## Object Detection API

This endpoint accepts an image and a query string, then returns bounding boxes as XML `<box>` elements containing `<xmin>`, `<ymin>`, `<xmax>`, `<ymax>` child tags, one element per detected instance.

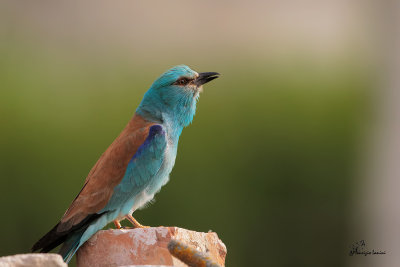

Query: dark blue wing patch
<box><xmin>129</xmin><ymin>125</ymin><xmax>166</xmax><ymax>163</ymax></box>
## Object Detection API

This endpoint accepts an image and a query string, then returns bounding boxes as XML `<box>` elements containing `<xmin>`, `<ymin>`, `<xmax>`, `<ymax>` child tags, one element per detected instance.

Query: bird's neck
<box><xmin>136</xmin><ymin>96</ymin><xmax>198</xmax><ymax>139</ymax></box>
<box><xmin>134</xmin><ymin>109</ymin><xmax>190</xmax><ymax>141</ymax></box>
<box><xmin>163</xmin><ymin>115</ymin><xmax>184</xmax><ymax>140</ymax></box>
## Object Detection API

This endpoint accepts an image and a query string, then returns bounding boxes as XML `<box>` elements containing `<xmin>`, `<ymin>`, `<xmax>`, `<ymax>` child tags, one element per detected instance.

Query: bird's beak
<box><xmin>194</xmin><ymin>72</ymin><xmax>220</xmax><ymax>87</ymax></box>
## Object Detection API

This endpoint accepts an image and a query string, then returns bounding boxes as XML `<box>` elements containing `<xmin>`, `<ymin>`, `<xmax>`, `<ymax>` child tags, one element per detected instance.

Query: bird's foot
<box><xmin>126</xmin><ymin>214</ymin><xmax>150</xmax><ymax>228</ymax></box>
<box><xmin>121</xmin><ymin>225</ymin><xmax>150</xmax><ymax>229</ymax></box>
<box><xmin>134</xmin><ymin>224</ymin><xmax>150</xmax><ymax>229</ymax></box>
<box><xmin>113</xmin><ymin>220</ymin><xmax>122</xmax><ymax>229</ymax></box>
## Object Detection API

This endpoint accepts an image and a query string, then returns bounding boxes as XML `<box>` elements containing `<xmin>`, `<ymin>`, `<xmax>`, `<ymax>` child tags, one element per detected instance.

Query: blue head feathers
<box><xmin>137</xmin><ymin>65</ymin><xmax>219</xmax><ymax>129</ymax></box>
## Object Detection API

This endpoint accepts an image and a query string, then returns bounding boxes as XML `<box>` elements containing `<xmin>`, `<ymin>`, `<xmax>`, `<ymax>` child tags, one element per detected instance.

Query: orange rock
<box><xmin>76</xmin><ymin>227</ymin><xmax>227</xmax><ymax>267</ymax></box>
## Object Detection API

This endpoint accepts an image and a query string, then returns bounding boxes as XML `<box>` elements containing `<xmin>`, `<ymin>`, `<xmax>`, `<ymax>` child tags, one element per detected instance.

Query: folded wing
<box><xmin>32</xmin><ymin>114</ymin><xmax>156</xmax><ymax>252</ymax></box>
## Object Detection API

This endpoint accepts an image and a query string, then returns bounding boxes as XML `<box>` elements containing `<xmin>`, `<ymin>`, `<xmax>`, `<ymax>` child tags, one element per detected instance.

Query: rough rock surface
<box><xmin>0</xmin><ymin>253</ymin><xmax>66</xmax><ymax>267</ymax></box>
<box><xmin>76</xmin><ymin>227</ymin><xmax>227</xmax><ymax>267</ymax></box>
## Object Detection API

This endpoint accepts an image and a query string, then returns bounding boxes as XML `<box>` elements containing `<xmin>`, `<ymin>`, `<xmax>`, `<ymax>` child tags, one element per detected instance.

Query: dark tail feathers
<box><xmin>31</xmin><ymin>213</ymin><xmax>104</xmax><ymax>262</ymax></box>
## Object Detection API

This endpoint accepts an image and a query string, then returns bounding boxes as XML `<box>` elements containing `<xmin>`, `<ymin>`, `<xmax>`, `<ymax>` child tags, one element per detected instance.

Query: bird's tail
<box><xmin>32</xmin><ymin>212</ymin><xmax>105</xmax><ymax>263</ymax></box>
<box><xmin>59</xmin><ymin>229</ymin><xmax>85</xmax><ymax>263</ymax></box>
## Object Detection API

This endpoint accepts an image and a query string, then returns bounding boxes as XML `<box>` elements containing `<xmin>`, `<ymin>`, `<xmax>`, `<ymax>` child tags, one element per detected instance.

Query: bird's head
<box><xmin>137</xmin><ymin>65</ymin><xmax>219</xmax><ymax>128</ymax></box>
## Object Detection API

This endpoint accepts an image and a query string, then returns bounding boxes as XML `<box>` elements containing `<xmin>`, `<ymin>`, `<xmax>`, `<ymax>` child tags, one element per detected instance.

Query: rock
<box><xmin>76</xmin><ymin>227</ymin><xmax>227</xmax><ymax>267</ymax></box>
<box><xmin>0</xmin><ymin>253</ymin><xmax>67</xmax><ymax>267</ymax></box>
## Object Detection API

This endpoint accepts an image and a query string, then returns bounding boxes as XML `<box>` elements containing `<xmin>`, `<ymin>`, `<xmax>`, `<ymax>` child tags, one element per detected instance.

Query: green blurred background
<box><xmin>0</xmin><ymin>1</ymin><xmax>379</xmax><ymax>266</ymax></box>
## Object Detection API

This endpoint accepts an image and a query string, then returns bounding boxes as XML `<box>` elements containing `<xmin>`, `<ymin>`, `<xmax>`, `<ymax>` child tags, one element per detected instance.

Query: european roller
<box><xmin>31</xmin><ymin>65</ymin><xmax>219</xmax><ymax>263</ymax></box>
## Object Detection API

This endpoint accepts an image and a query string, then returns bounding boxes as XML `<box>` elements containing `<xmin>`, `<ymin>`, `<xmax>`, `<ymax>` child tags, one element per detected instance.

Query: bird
<box><xmin>31</xmin><ymin>65</ymin><xmax>219</xmax><ymax>263</ymax></box>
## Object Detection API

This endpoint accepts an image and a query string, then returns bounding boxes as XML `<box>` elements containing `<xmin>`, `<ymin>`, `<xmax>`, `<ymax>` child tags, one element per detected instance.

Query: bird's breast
<box><xmin>127</xmin><ymin>140</ymin><xmax>177</xmax><ymax>214</ymax></box>
<box><xmin>145</xmin><ymin>140</ymin><xmax>177</xmax><ymax>194</ymax></box>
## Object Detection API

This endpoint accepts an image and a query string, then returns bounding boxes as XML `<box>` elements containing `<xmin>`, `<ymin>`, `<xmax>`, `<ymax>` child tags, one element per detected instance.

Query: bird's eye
<box><xmin>174</xmin><ymin>78</ymin><xmax>189</xmax><ymax>86</ymax></box>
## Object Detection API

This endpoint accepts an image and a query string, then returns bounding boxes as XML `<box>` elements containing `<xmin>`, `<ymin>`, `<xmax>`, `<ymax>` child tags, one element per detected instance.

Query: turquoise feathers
<box><xmin>137</xmin><ymin>65</ymin><xmax>201</xmax><ymax>129</ymax></box>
